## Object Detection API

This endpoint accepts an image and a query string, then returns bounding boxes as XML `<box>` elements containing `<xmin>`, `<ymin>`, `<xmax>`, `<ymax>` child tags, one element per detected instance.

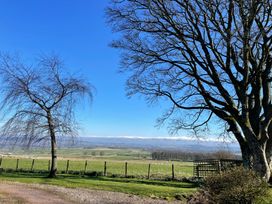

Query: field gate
<box><xmin>193</xmin><ymin>159</ymin><xmax>243</xmax><ymax>178</ymax></box>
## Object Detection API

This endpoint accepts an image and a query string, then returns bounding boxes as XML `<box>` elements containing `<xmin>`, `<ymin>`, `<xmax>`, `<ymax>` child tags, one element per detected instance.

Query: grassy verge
<box><xmin>0</xmin><ymin>172</ymin><xmax>197</xmax><ymax>201</ymax></box>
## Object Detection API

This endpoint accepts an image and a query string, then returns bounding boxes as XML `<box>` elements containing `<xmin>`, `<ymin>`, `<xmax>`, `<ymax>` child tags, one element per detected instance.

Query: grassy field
<box><xmin>0</xmin><ymin>147</ymin><xmax>194</xmax><ymax>179</ymax></box>
<box><xmin>1</xmin><ymin>148</ymin><xmax>272</xmax><ymax>203</ymax></box>
<box><xmin>0</xmin><ymin>172</ymin><xmax>197</xmax><ymax>201</ymax></box>
<box><xmin>0</xmin><ymin>157</ymin><xmax>194</xmax><ymax>179</ymax></box>
<box><xmin>0</xmin><ymin>147</ymin><xmax>196</xmax><ymax>201</ymax></box>
<box><xmin>2</xmin><ymin>147</ymin><xmax>152</xmax><ymax>160</ymax></box>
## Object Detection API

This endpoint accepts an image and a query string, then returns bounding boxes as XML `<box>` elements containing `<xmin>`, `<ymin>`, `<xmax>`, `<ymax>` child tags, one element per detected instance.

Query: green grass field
<box><xmin>0</xmin><ymin>147</ymin><xmax>196</xmax><ymax>201</ymax></box>
<box><xmin>0</xmin><ymin>157</ymin><xmax>194</xmax><ymax>179</ymax></box>
<box><xmin>1</xmin><ymin>148</ymin><xmax>272</xmax><ymax>203</ymax></box>
<box><xmin>4</xmin><ymin>147</ymin><xmax>152</xmax><ymax>160</ymax></box>
<box><xmin>0</xmin><ymin>147</ymin><xmax>194</xmax><ymax>179</ymax></box>
<box><xmin>0</xmin><ymin>172</ymin><xmax>197</xmax><ymax>201</ymax></box>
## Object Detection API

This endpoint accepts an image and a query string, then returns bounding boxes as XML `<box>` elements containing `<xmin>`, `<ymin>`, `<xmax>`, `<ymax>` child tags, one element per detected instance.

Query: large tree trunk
<box><xmin>252</xmin><ymin>147</ymin><xmax>271</xmax><ymax>182</ymax></box>
<box><xmin>47</xmin><ymin>111</ymin><xmax>57</xmax><ymax>178</ymax></box>
<box><xmin>240</xmin><ymin>140</ymin><xmax>271</xmax><ymax>182</ymax></box>
<box><xmin>265</xmin><ymin>135</ymin><xmax>272</xmax><ymax>182</ymax></box>
<box><xmin>240</xmin><ymin>142</ymin><xmax>253</xmax><ymax>169</ymax></box>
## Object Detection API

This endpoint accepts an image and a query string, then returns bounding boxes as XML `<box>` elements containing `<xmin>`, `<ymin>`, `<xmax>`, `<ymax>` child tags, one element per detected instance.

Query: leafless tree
<box><xmin>107</xmin><ymin>0</ymin><xmax>272</xmax><ymax>181</ymax></box>
<box><xmin>0</xmin><ymin>54</ymin><xmax>93</xmax><ymax>177</ymax></box>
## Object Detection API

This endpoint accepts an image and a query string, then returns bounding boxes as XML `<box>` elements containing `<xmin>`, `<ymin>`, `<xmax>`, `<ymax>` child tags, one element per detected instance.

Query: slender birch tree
<box><xmin>0</xmin><ymin>54</ymin><xmax>93</xmax><ymax>177</ymax></box>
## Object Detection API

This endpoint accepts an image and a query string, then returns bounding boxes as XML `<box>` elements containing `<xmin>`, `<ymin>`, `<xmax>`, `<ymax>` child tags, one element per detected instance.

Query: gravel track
<box><xmin>0</xmin><ymin>182</ymin><xmax>182</xmax><ymax>204</ymax></box>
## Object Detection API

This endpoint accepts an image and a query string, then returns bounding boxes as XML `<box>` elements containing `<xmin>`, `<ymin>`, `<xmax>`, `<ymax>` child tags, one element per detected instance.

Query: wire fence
<box><xmin>0</xmin><ymin>157</ymin><xmax>194</xmax><ymax>179</ymax></box>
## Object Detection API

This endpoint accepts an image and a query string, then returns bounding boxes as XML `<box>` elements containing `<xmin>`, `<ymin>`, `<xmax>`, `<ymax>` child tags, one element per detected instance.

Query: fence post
<box><xmin>0</xmin><ymin>157</ymin><xmax>2</xmax><ymax>167</ymax></box>
<box><xmin>147</xmin><ymin>163</ymin><xmax>151</xmax><ymax>179</ymax></box>
<box><xmin>31</xmin><ymin>159</ymin><xmax>35</xmax><ymax>171</ymax></box>
<box><xmin>104</xmin><ymin>161</ymin><xmax>107</xmax><ymax>176</ymax></box>
<box><xmin>218</xmin><ymin>160</ymin><xmax>222</xmax><ymax>174</ymax></box>
<box><xmin>66</xmin><ymin>160</ymin><xmax>70</xmax><ymax>174</ymax></box>
<box><xmin>48</xmin><ymin>160</ymin><xmax>51</xmax><ymax>171</ymax></box>
<box><xmin>125</xmin><ymin>162</ymin><xmax>128</xmax><ymax>177</ymax></box>
<box><xmin>172</xmin><ymin>163</ymin><xmax>175</xmax><ymax>180</ymax></box>
<box><xmin>196</xmin><ymin>165</ymin><xmax>199</xmax><ymax>178</ymax></box>
<box><xmin>16</xmin><ymin>159</ymin><xmax>19</xmax><ymax>171</ymax></box>
<box><xmin>84</xmin><ymin>160</ymin><xmax>88</xmax><ymax>174</ymax></box>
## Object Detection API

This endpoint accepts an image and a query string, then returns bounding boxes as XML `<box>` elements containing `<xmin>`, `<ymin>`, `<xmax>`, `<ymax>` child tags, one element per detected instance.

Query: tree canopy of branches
<box><xmin>0</xmin><ymin>54</ymin><xmax>93</xmax><ymax>177</ymax></box>
<box><xmin>107</xmin><ymin>0</ymin><xmax>272</xmax><ymax>181</ymax></box>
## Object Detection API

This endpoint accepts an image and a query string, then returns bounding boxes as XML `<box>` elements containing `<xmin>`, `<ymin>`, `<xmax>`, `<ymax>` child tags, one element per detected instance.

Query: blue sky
<box><xmin>0</xmin><ymin>0</ymin><xmax>185</xmax><ymax>137</ymax></box>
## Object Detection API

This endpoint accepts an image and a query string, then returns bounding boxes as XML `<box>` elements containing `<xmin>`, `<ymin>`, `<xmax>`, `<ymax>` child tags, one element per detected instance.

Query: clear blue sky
<box><xmin>0</xmin><ymin>0</ymin><xmax>192</xmax><ymax>138</ymax></box>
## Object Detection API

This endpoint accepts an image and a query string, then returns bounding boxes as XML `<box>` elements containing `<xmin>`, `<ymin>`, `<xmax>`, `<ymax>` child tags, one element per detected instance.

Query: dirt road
<box><xmin>0</xmin><ymin>182</ymin><xmax>182</xmax><ymax>204</ymax></box>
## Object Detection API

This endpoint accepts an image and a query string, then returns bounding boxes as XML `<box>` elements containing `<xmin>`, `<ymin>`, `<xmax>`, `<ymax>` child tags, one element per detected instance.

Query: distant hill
<box><xmin>73</xmin><ymin>136</ymin><xmax>240</xmax><ymax>154</ymax></box>
<box><xmin>0</xmin><ymin>136</ymin><xmax>240</xmax><ymax>154</ymax></box>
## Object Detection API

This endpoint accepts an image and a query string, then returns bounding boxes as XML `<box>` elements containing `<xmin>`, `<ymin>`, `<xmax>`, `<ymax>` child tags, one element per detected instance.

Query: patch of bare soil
<box><xmin>0</xmin><ymin>182</ymin><xmax>73</xmax><ymax>204</ymax></box>
<box><xmin>0</xmin><ymin>182</ymin><xmax>183</xmax><ymax>204</ymax></box>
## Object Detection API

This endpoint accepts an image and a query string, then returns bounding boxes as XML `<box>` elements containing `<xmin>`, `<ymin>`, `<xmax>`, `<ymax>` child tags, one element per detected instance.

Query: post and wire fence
<box><xmin>0</xmin><ymin>157</ymin><xmax>194</xmax><ymax>179</ymax></box>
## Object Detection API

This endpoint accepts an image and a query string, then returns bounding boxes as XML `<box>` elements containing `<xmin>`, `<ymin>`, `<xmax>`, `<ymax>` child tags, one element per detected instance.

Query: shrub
<box><xmin>187</xmin><ymin>190</ymin><xmax>210</xmax><ymax>204</ymax></box>
<box><xmin>190</xmin><ymin>167</ymin><xmax>268</xmax><ymax>204</ymax></box>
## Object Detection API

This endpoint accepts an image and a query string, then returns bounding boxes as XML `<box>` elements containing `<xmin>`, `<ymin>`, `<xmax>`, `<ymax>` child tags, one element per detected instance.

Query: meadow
<box><xmin>0</xmin><ymin>147</ymin><xmax>196</xmax><ymax>201</ymax></box>
<box><xmin>0</xmin><ymin>148</ymin><xmax>194</xmax><ymax>179</ymax></box>
<box><xmin>1</xmin><ymin>147</ymin><xmax>272</xmax><ymax>203</ymax></box>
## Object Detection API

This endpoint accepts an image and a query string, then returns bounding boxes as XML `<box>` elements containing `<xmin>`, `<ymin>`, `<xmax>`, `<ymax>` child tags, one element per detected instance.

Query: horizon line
<box><xmin>79</xmin><ymin>135</ymin><xmax>237</xmax><ymax>143</ymax></box>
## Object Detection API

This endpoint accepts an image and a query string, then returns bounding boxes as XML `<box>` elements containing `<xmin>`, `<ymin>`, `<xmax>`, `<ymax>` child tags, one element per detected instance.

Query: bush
<box><xmin>187</xmin><ymin>190</ymin><xmax>210</xmax><ymax>204</ymax></box>
<box><xmin>189</xmin><ymin>167</ymin><xmax>268</xmax><ymax>204</ymax></box>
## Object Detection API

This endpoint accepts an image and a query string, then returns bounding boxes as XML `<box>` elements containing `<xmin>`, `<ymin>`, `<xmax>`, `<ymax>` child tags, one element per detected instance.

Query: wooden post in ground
<box><xmin>66</xmin><ymin>160</ymin><xmax>70</xmax><ymax>174</ymax></box>
<box><xmin>147</xmin><ymin>163</ymin><xmax>151</xmax><ymax>179</ymax></box>
<box><xmin>125</xmin><ymin>162</ymin><xmax>128</xmax><ymax>177</ymax></box>
<box><xmin>31</xmin><ymin>159</ymin><xmax>35</xmax><ymax>171</ymax></box>
<box><xmin>218</xmin><ymin>160</ymin><xmax>222</xmax><ymax>174</ymax></box>
<box><xmin>84</xmin><ymin>160</ymin><xmax>88</xmax><ymax>174</ymax></box>
<box><xmin>16</xmin><ymin>159</ymin><xmax>19</xmax><ymax>171</ymax></box>
<box><xmin>0</xmin><ymin>158</ymin><xmax>2</xmax><ymax>167</ymax></box>
<box><xmin>172</xmin><ymin>163</ymin><xmax>175</xmax><ymax>180</ymax></box>
<box><xmin>104</xmin><ymin>161</ymin><xmax>107</xmax><ymax>176</ymax></box>
<box><xmin>48</xmin><ymin>160</ymin><xmax>51</xmax><ymax>171</ymax></box>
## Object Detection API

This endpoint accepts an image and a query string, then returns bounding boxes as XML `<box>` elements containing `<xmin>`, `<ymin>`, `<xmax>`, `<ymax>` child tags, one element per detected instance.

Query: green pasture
<box><xmin>0</xmin><ymin>157</ymin><xmax>193</xmax><ymax>178</ymax></box>
<box><xmin>3</xmin><ymin>147</ymin><xmax>151</xmax><ymax>160</ymax></box>
<box><xmin>0</xmin><ymin>172</ymin><xmax>197</xmax><ymax>201</ymax></box>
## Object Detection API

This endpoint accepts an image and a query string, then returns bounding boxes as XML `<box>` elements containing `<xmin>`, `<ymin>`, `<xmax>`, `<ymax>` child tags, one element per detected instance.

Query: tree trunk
<box><xmin>235</xmin><ymin>126</ymin><xmax>272</xmax><ymax>182</ymax></box>
<box><xmin>47</xmin><ymin>111</ymin><xmax>57</xmax><ymax>178</ymax></box>
<box><xmin>266</xmin><ymin>150</ymin><xmax>272</xmax><ymax>183</ymax></box>
<box><xmin>252</xmin><ymin>147</ymin><xmax>271</xmax><ymax>182</ymax></box>
<box><xmin>241</xmin><ymin>140</ymin><xmax>271</xmax><ymax>182</ymax></box>
<box><xmin>240</xmin><ymin>143</ymin><xmax>253</xmax><ymax>169</ymax></box>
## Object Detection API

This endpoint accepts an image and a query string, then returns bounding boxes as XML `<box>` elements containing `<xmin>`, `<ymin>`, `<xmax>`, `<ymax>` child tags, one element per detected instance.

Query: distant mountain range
<box><xmin>70</xmin><ymin>136</ymin><xmax>241</xmax><ymax>154</ymax></box>
<box><xmin>0</xmin><ymin>136</ymin><xmax>241</xmax><ymax>154</ymax></box>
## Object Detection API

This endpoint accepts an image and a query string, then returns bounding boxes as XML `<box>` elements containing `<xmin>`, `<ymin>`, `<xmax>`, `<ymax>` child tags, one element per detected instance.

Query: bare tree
<box><xmin>107</xmin><ymin>0</ymin><xmax>272</xmax><ymax>181</ymax></box>
<box><xmin>0</xmin><ymin>54</ymin><xmax>93</xmax><ymax>177</ymax></box>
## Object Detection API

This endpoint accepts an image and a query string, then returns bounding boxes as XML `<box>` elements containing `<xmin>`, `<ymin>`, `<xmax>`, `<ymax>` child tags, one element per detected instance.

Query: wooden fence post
<box><xmin>16</xmin><ymin>159</ymin><xmax>19</xmax><ymax>171</ymax></box>
<box><xmin>66</xmin><ymin>160</ymin><xmax>70</xmax><ymax>174</ymax></box>
<box><xmin>84</xmin><ymin>160</ymin><xmax>88</xmax><ymax>174</ymax></box>
<box><xmin>218</xmin><ymin>160</ymin><xmax>222</xmax><ymax>174</ymax></box>
<box><xmin>147</xmin><ymin>163</ymin><xmax>151</xmax><ymax>179</ymax></box>
<box><xmin>172</xmin><ymin>163</ymin><xmax>175</xmax><ymax>180</ymax></box>
<box><xmin>31</xmin><ymin>159</ymin><xmax>35</xmax><ymax>171</ymax></box>
<box><xmin>0</xmin><ymin>158</ymin><xmax>2</xmax><ymax>167</ymax></box>
<box><xmin>125</xmin><ymin>162</ymin><xmax>128</xmax><ymax>177</ymax></box>
<box><xmin>104</xmin><ymin>161</ymin><xmax>107</xmax><ymax>176</ymax></box>
<box><xmin>48</xmin><ymin>160</ymin><xmax>51</xmax><ymax>171</ymax></box>
<box><xmin>196</xmin><ymin>165</ymin><xmax>199</xmax><ymax>178</ymax></box>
